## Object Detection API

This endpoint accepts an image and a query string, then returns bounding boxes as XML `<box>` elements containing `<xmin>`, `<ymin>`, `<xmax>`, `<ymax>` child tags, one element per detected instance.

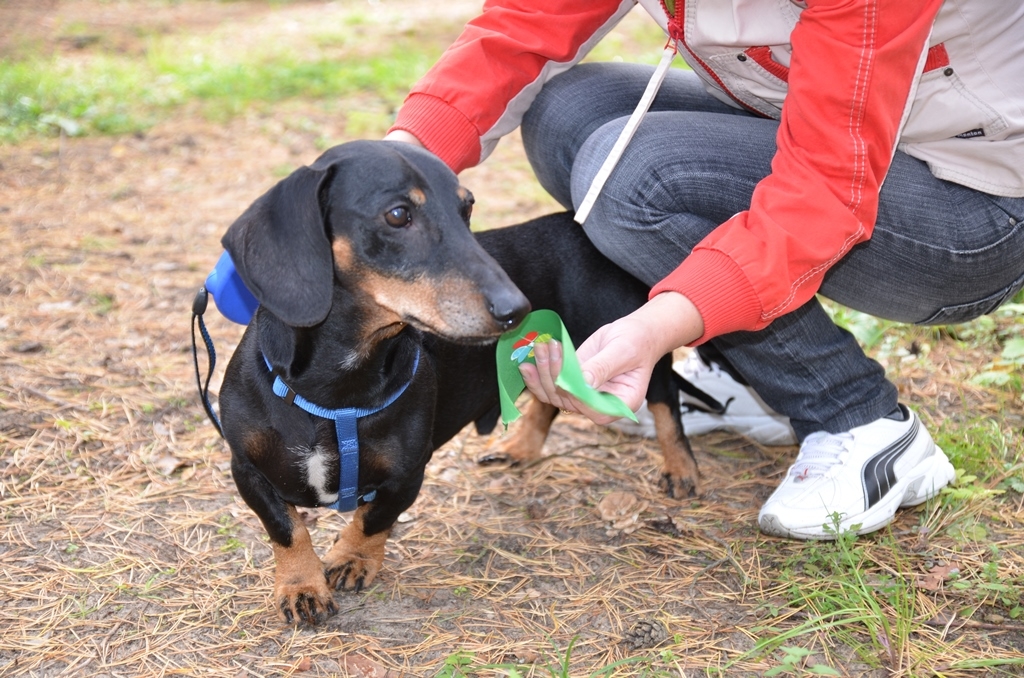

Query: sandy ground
<box><xmin>2</xmin><ymin>2</ymin><xmax>1023</xmax><ymax>676</ymax></box>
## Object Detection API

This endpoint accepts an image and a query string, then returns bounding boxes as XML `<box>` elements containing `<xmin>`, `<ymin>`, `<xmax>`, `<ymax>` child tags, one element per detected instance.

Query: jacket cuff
<box><xmin>389</xmin><ymin>93</ymin><xmax>482</xmax><ymax>174</ymax></box>
<box><xmin>649</xmin><ymin>249</ymin><xmax>763</xmax><ymax>345</ymax></box>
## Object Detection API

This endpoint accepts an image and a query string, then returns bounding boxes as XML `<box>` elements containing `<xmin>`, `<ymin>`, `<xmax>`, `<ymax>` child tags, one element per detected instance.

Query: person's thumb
<box><xmin>580</xmin><ymin>346</ymin><xmax>621</xmax><ymax>391</ymax></box>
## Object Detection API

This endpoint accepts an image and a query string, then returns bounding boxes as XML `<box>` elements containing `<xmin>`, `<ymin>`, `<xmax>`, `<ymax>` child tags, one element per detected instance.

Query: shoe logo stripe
<box><xmin>861</xmin><ymin>417</ymin><xmax>920</xmax><ymax>509</ymax></box>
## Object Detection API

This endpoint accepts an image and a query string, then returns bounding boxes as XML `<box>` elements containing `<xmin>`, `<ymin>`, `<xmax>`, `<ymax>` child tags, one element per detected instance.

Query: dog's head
<box><xmin>222</xmin><ymin>140</ymin><xmax>530</xmax><ymax>342</ymax></box>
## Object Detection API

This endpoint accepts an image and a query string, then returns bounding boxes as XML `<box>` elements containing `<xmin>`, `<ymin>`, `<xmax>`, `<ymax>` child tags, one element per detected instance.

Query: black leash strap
<box><xmin>192</xmin><ymin>286</ymin><xmax>224</xmax><ymax>437</ymax></box>
<box><xmin>672</xmin><ymin>370</ymin><xmax>732</xmax><ymax>415</ymax></box>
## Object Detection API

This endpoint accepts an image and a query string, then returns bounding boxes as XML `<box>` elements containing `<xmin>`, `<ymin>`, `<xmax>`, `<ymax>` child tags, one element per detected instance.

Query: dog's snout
<box><xmin>489</xmin><ymin>289</ymin><xmax>531</xmax><ymax>331</ymax></box>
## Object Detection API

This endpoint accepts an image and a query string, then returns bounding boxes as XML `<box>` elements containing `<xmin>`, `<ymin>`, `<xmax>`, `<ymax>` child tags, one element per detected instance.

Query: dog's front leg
<box><xmin>322</xmin><ymin>505</ymin><xmax>390</xmax><ymax>592</ymax></box>
<box><xmin>323</xmin><ymin>471</ymin><xmax>424</xmax><ymax>592</ymax></box>
<box><xmin>230</xmin><ymin>448</ymin><xmax>338</xmax><ymax>624</ymax></box>
<box><xmin>270</xmin><ymin>505</ymin><xmax>339</xmax><ymax>624</ymax></box>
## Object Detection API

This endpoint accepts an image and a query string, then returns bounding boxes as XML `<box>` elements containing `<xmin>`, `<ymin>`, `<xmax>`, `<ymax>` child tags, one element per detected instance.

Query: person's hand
<box><xmin>519</xmin><ymin>292</ymin><xmax>704</xmax><ymax>424</ymax></box>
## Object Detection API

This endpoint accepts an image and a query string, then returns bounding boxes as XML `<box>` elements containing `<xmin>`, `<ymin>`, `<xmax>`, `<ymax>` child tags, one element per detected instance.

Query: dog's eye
<box><xmin>460</xmin><ymin>202</ymin><xmax>473</xmax><ymax>224</ymax></box>
<box><xmin>384</xmin><ymin>206</ymin><xmax>411</xmax><ymax>228</ymax></box>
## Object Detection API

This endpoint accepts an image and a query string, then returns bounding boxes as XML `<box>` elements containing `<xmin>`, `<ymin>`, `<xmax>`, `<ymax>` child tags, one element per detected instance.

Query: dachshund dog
<box><xmin>216</xmin><ymin>140</ymin><xmax>699</xmax><ymax>625</ymax></box>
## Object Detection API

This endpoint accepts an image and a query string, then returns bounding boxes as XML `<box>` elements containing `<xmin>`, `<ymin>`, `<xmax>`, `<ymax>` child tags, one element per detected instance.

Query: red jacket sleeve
<box><xmin>390</xmin><ymin>0</ymin><xmax>633</xmax><ymax>174</ymax></box>
<box><xmin>651</xmin><ymin>0</ymin><xmax>944</xmax><ymax>343</ymax></box>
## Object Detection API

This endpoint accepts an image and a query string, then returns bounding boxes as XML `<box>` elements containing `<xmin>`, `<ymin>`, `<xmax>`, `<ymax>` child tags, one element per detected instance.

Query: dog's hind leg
<box><xmin>477</xmin><ymin>397</ymin><xmax>558</xmax><ymax>467</ymax></box>
<box><xmin>647</xmin><ymin>356</ymin><xmax>701</xmax><ymax>498</ymax></box>
<box><xmin>650</xmin><ymin>401</ymin><xmax>701</xmax><ymax>498</ymax></box>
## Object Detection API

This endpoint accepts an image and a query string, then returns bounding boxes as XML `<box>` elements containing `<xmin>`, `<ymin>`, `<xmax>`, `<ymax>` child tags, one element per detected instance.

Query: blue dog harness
<box><xmin>192</xmin><ymin>249</ymin><xmax>420</xmax><ymax>513</ymax></box>
<box><xmin>262</xmin><ymin>348</ymin><xmax>420</xmax><ymax>512</ymax></box>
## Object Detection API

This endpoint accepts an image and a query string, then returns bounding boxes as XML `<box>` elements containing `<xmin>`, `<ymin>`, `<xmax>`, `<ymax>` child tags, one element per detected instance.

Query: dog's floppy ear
<box><xmin>222</xmin><ymin>165</ymin><xmax>334</xmax><ymax>327</ymax></box>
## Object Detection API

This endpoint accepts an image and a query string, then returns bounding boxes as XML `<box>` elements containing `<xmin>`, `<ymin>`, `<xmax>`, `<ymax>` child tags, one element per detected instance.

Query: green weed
<box><xmin>1</xmin><ymin>20</ymin><xmax>445</xmax><ymax>142</ymax></box>
<box><xmin>743</xmin><ymin>518</ymin><xmax>920</xmax><ymax>674</ymax></box>
<box><xmin>972</xmin><ymin>335</ymin><xmax>1024</xmax><ymax>390</ymax></box>
<box><xmin>763</xmin><ymin>647</ymin><xmax>839</xmax><ymax>676</ymax></box>
<box><xmin>89</xmin><ymin>292</ymin><xmax>116</xmax><ymax>316</ymax></box>
<box><xmin>935</xmin><ymin>417</ymin><xmax>1020</xmax><ymax>487</ymax></box>
<box><xmin>433</xmin><ymin>635</ymin><xmax>680</xmax><ymax>677</ymax></box>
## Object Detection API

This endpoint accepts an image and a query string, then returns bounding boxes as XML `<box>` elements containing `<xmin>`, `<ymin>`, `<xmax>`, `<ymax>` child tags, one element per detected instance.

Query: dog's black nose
<box><xmin>489</xmin><ymin>290</ymin><xmax>530</xmax><ymax>331</ymax></box>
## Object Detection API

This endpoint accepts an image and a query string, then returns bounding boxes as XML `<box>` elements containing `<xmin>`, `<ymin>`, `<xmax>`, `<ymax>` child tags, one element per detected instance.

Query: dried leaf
<box><xmin>152</xmin><ymin>454</ymin><xmax>185</xmax><ymax>476</ymax></box>
<box><xmin>340</xmin><ymin>654</ymin><xmax>390</xmax><ymax>677</ymax></box>
<box><xmin>918</xmin><ymin>562</ymin><xmax>960</xmax><ymax>591</ymax></box>
<box><xmin>597</xmin><ymin>491</ymin><xmax>639</xmax><ymax>522</ymax></box>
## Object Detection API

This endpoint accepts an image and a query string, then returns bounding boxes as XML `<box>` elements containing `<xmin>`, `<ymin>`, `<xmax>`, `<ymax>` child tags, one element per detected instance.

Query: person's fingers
<box><xmin>532</xmin><ymin>340</ymin><xmax>562</xmax><ymax>401</ymax></box>
<box><xmin>518</xmin><ymin>363</ymin><xmax>617</xmax><ymax>424</ymax></box>
<box><xmin>519</xmin><ymin>347</ymin><xmax>571</xmax><ymax>411</ymax></box>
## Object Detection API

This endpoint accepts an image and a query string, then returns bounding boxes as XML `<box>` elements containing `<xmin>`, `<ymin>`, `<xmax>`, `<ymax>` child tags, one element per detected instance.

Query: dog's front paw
<box><xmin>659</xmin><ymin>471</ymin><xmax>699</xmax><ymax>499</ymax></box>
<box><xmin>478</xmin><ymin>399</ymin><xmax>554</xmax><ymax>468</ymax></box>
<box><xmin>275</xmin><ymin>580</ymin><xmax>338</xmax><ymax>625</ymax></box>
<box><xmin>323</xmin><ymin>514</ymin><xmax>390</xmax><ymax>592</ymax></box>
<box><xmin>324</xmin><ymin>553</ymin><xmax>382</xmax><ymax>592</ymax></box>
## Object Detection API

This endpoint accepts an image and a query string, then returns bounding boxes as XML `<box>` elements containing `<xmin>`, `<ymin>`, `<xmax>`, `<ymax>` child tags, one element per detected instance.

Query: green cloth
<box><xmin>495</xmin><ymin>310</ymin><xmax>639</xmax><ymax>427</ymax></box>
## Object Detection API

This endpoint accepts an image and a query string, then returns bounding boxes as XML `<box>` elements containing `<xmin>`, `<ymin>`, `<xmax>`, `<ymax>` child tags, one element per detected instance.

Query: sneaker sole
<box><xmin>683</xmin><ymin>411</ymin><xmax>797</xmax><ymax>446</ymax></box>
<box><xmin>759</xmin><ymin>444</ymin><xmax>956</xmax><ymax>540</ymax></box>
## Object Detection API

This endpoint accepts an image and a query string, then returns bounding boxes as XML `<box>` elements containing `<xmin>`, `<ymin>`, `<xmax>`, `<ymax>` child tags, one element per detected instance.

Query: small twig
<box><xmin>20</xmin><ymin>385</ymin><xmax>88</xmax><ymax>412</ymax></box>
<box><xmin>925</xmin><ymin>614</ymin><xmax>1024</xmax><ymax>633</ymax></box>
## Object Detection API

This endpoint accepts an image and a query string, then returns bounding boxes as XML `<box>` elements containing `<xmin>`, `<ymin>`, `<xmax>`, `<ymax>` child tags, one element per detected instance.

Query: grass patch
<box><xmin>748</xmin><ymin>522</ymin><xmax>919</xmax><ymax>674</ymax></box>
<box><xmin>0</xmin><ymin>48</ymin><xmax>434</xmax><ymax>142</ymax></box>
<box><xmin>1</xmin><ymin>3</ymin><xmax>690</xmax><ymax>143</ymax></box>
<box><xmin>743</xmin><ymin>516</ymin><xmax>1024</xmax><ymax>675</ymax></box>
<box><xmin>0</xmin><ymin>9</ymin><xmax>459</xmax><ymax>142</ymax></box>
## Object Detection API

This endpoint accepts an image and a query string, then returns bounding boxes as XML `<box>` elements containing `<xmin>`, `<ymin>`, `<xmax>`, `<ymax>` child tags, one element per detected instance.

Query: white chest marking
<box><xmin>302</xmin><ymin>445</ymin><xmax>339</xmax><ymax>506</ymax></box>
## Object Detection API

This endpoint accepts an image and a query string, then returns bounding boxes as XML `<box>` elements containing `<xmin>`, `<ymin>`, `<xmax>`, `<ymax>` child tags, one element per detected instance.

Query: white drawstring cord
<box><xmin>574</xmin><ymin>44</ymin><xmax>678</xmax><ymax>225</ymax></box>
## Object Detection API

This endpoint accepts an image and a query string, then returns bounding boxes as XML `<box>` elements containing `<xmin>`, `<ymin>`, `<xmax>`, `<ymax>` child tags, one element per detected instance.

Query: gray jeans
<box><xmin>520</xmin><ymin>63</ymin><xmax>1024</xmax><ymax>439</ymax></box>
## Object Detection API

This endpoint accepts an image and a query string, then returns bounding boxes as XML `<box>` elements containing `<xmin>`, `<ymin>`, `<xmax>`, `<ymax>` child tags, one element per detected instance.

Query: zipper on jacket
<box><xmin>659</xmin><ymin>0</ymin><xmax>763</xmax><ymax>115</ymax></box>
<box><xmin>659</xmin><ymin>0</ymin><xmax>684</xmax><ymax>41</ymax></box>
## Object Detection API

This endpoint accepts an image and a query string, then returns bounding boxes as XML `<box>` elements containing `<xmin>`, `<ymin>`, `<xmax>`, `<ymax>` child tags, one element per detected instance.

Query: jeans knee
<box><xmin>523</xmin><ymin>63</ymin><xmax>651</xmax><ymax>210</ymax></box>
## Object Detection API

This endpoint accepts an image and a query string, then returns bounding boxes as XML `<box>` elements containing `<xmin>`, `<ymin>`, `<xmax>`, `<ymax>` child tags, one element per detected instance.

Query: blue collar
<box><xmin>262</xmin><ymin>347</ymin><xmax>421</xmax><ymax>512</ymax></box>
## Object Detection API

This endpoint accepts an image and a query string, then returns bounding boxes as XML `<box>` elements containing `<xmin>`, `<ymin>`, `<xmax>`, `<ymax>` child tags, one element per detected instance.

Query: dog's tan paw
<box><xmin>478</xmin><ymin>426</ymin><xmax>540</xmax><ymax>467</ymax></box>
<box><xmin>324</xmin><ymin>552</ymin><xmax>383</xmax><ymax>592</ymax></box>
<box><xmin>477</xmin><ymin>446</ymin><xmax>524</xmax><ymax>467</ymax></box>
<box><xmin>270</xmin><ymin>506</ymin><xmax>339</xmax><ymax>625</ymax></box>
<box><xmin>648</xmin><ymin>401</ymin><xmax>701</xmax><ymax>499</ymax></box>
<box><xmin>275</xmin><ymin>580</ymin><xmax>338</xmax><ymax>625</ymax></box>
<box><xmin>659</xmin><ymin>471</ymin><xmax>700</xmax><ymax>499</ymax></box>
<box><xmin>323</xmin><ymin>506</ymin><xmax>389</xmax><ymax>593</ymax></box>
<box><xmin>477</xmin><ymin>398</ymin><xmax>555</xmax><ymax>467</ymax></box>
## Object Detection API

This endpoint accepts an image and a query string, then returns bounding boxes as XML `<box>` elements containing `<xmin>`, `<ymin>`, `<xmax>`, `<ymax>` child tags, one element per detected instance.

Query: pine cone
<box><xmin>624</xmin><ymin>618</ymin><xmax>668</xmax><ymax>650</ymax></box>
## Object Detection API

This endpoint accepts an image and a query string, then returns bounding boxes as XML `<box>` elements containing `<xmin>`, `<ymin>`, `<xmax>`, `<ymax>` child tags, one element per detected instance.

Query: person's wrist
<box><xmin>638</xmin><ymin>291</ymin><xmax>704</xmax><ymax>356</ymax></box>
<box><xmin>383</xmin><ymin>130</ymin><xmax>424</xmax><ymax>148</ymax></box>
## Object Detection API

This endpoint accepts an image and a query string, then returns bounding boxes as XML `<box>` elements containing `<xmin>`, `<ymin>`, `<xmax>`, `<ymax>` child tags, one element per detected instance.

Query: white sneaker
<box><xmin>605</xmin><ymin>351</ymin><xmax>797</xmax><ymax>444</ymax></box>
<box><xmin>758</xmin><ymin>405</ymin><xmax>956</xmax><ymax>540</ymax></box>
<box><xmin>676</xmin><ymin>351</ymin><xmax>797</xmax><ymax>446</ymax></box>
<box><xmin>605</xmin><ymin>400</ymin><xmax>657</xmax><ymax>437</ymax></box>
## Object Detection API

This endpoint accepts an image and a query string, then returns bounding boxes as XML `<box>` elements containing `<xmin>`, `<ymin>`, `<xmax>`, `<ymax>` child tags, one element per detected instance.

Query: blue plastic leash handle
<box><xmin>192</xmin><ymin>251</ymin><xmax>258</xmax><ymax>437</ymax></box>
<box><xmin>204</xmin><ymin>251</ymin><xmax>258</xmax><ymax>325</ymax></box>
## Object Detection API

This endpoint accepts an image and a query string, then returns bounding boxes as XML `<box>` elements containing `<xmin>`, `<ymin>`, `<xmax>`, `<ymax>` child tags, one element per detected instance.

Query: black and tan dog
<box><xmin>217</xmin><ymin>140</ymin><xmax>699</xmax><ymax>625</ymax></box>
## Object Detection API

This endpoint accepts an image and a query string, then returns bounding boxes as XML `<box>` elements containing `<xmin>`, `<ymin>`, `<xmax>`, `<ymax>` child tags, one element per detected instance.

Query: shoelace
<box><xmin>790</xmin><ymin>431</ymin><xmax>854</xmax><ymax>480</ymax></box>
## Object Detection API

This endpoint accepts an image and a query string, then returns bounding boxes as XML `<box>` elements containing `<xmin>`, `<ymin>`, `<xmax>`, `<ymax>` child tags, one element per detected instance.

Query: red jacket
<box><xmin>391</xmin><ymin>0</ymin><xmax>1006</xmax><ymax>343</ymax></box>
